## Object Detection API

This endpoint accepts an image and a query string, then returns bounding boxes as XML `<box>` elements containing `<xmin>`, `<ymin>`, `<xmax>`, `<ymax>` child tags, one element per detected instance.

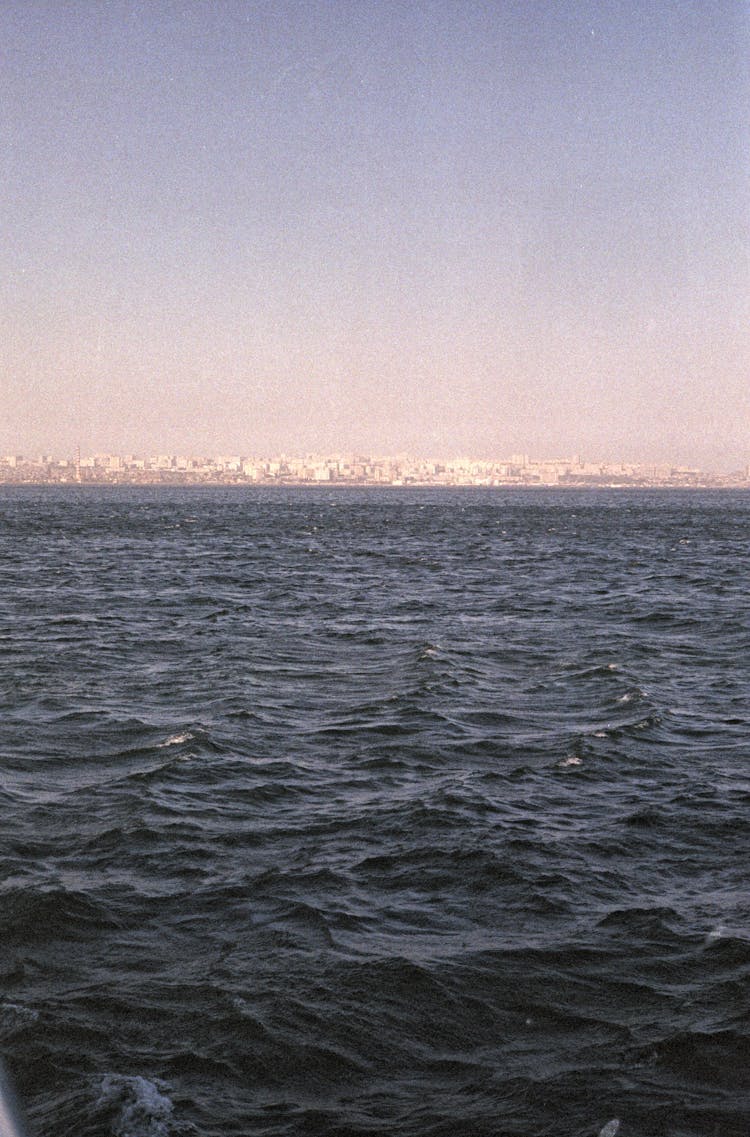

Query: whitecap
<box><xmin>618</xmin><ymin>687</ymin><xmax>648</xmax><ymax>704</ymax></box>
<box><xmin>598</xmin><ymin>1121</ymin><xmax>621</xmax><ymax>1137</ymax></box>
<box><xmin>704</xmin><ymin>923</ymin><xmax>727</xmax><ymax>946</ymax></box>
<box><xmin>558</xmin><ymin>755</ymin><xmax>582</xmax><ymax>767</ymax></box>
<box><xmin>97</xmin><ymin>1074</ymin><xmax>174</xmax><ymax>1137</ymax></box>
<box><xmin>158</xmin><ymin>731</ymin><xmax>193</xmax><ymax>748</ymax></box>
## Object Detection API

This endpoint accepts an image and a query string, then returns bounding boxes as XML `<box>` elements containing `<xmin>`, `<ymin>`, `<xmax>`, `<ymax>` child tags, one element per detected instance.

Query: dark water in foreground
<box><xmin>0</xmin><ymin>487</ymin><xmax>748</xmax><ymax>1137</ymax></box>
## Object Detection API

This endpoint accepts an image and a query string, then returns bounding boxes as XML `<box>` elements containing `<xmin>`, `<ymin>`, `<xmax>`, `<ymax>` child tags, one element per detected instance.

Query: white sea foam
<box><xmin>559</xmin><ymin>755</ymin><xmax>582</xmax><ymax>767</ymax></box>
<box><xmin>97</xmin><ymin>1073</ymin><xmax>174</xmax><ymax>1137</ymax></box>
<box><xmin>704</xmin><ymin>923</ymin><xmax>727</xmax><ymax>946</ymax></box>
<box><xmin>598</xmin><ymin>1121</ymin><xmax>621</xmax><ymax>1137</ymax></box>
<box><xmin>158</xmin><ymin>731</ymin><xmax>193</xmax><ymax>748</ymax></box>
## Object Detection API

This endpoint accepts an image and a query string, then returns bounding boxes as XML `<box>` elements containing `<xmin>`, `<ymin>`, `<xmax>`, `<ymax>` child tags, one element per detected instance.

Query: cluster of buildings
<box><xmin>1</xmin><ymin>451</ymin><xmax>747</xmax><ymax>487</ymax></box>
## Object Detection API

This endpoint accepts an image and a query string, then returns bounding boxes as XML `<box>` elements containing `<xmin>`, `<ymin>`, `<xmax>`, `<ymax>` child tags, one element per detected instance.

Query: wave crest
<box><xmin>97</xmin><ymin>1074</ymin><xmax>174</xmax><ymax>1137</ymax></box>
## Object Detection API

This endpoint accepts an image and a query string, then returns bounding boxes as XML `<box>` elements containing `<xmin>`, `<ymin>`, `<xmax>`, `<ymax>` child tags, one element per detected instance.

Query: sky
<box><xmin>2</xmin><ymin>1</ymin><xmax>748</xmax><ymax>467</ymax></box>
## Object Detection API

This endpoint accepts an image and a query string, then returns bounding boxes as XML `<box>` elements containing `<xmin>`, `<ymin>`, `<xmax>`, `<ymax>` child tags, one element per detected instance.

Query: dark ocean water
<box><xmin>0</xmin><ymin>486</ymin><xmax>748</xmax><ymax>1137</ymax></box>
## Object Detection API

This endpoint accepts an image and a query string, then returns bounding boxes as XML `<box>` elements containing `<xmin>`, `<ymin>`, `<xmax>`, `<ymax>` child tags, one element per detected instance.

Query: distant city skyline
<box><xmin>3</xmin><ymin>2</ymin><xmax>748</xmax><ymax>470</ymax></box>
<box><xmin>4</xmin><ymin>446</ymin><xmax>750</xmax><ymax>488</ymax></box>
<box><xmin>4</xmin><ymin>439</ymin><xmax>750</xmax><ymax>470</ymax></box>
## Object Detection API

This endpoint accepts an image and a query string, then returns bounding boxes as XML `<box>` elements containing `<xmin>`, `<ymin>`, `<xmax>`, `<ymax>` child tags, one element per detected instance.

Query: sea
<box><xmin>0</xmin><ymin>486</ymin><xmax>748</xmax><ymax>1137</ymax></box>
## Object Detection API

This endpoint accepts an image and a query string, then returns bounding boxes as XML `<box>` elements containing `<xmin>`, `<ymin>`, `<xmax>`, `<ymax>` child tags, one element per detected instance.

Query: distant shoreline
<box><xmin>4</xmin><ymin>453</ymin><xmax>746</xmax><ymax>490</ymax></box>
<box><xmin>2</xmin><ymin>479</ymin><xmax>747</xmax><ymax>491</ymax></box>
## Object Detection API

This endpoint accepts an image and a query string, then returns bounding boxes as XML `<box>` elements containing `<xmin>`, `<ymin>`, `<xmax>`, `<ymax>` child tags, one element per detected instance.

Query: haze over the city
<box><xmin>3</xmin><ymin>1</ymin><xmax>748</xmax><ymax>469</ymax></box>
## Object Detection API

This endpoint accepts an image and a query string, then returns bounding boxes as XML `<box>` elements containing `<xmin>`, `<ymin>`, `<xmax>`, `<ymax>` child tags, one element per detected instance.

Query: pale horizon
<box><xmin>3</xmin><ymin>2</ymin><xmax>748</xmax><ymax>471</ymax></box>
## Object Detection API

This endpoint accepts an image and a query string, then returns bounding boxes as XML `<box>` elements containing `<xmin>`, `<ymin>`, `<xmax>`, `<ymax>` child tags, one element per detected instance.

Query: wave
<box><xmin>96</xmin><ymin>1075</ymin><xmax>175</xmax><ymax>1137</ymax></box>
<box><xmin>0</xmin><ymin>887</ymin><xmax>123</xmax><ymax>943</ymax></box>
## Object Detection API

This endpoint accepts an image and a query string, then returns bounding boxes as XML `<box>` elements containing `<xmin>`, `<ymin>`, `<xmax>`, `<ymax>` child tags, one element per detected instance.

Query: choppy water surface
<box><xmin>0</xmin><ymin>487</ymin><xmax>748</xmax><ymax>1137</ymax></box>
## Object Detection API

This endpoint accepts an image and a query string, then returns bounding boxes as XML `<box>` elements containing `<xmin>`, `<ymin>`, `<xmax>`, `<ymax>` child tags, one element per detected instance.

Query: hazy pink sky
<box><xmin>3</xmin><ymin>1</ymin><xmax>748</xmax><ymax>467</ymax></box>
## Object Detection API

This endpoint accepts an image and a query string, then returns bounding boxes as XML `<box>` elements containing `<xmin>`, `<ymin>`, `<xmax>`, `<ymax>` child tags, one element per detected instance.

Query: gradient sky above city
<box><xmin>3</xmin><ymin>1</ymin><xmax>748</xmax><ymax>466</ymax></box>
